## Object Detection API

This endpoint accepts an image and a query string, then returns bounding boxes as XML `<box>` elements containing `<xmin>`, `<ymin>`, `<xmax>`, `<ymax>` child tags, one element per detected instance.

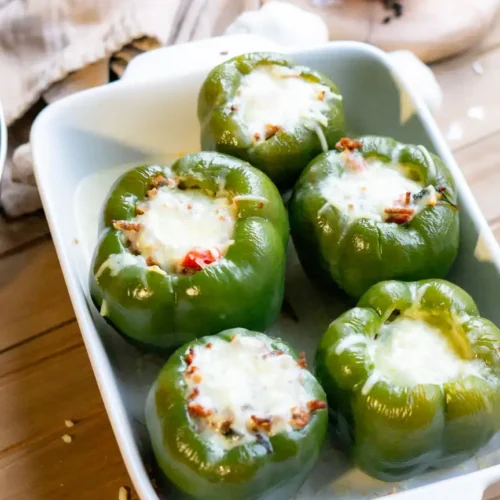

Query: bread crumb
<box><xmin>64</xmin><ymin>420</ymin><xmax>75</xmax><ymax>428</ymax></box>
<box><xmin>61</xmin><ymin>434</ymin><xmax>72</xmax><ymax>444</ymax></box>
<box><xmin>118</xmin><ymin>486</ymin><xmax>130</xmax><ymax>500</ymax></box>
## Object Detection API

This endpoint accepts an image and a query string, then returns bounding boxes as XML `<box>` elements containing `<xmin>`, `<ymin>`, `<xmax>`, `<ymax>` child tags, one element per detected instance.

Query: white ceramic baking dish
<box><xmin>31</xmin><ymin>35</ymin><xmax>500</xmax><ymax>500</ymax></box>
<box><xmin>0</xmin><ymin>98</ymin><xmax>7</xmax><ymax>190</ymax></box>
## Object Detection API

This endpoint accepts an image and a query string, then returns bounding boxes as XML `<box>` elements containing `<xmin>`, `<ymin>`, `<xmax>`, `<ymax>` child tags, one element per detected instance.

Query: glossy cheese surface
<box><xmin>320</xmin><ymin>158</ymin><xmax>437</xmax><ymax>223</ymax></box>
<box><xmin>185</xmin><ymin>335</ymin><xmax>311</xmax><ymax>449</ymax></box>
<box><xmin>129</xmin><ymin>187</ymin><xmax>236</xmax><ymax>272</ymax></box>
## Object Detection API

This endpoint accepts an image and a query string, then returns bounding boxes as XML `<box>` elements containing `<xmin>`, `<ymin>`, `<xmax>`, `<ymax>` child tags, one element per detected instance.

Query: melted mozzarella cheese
<box><xmin>365</xmin><ymin>317</ymin><xmax>485</xmax><ymax>390</ymax></box>
<box><xmin>95</xmin><ymin>252</ymin><xmax>145</xmax><ymax>279</ymax></box>
<box><xmin>185</xmin><ymin>335</ymin><xmax>310</xmax><ymax>449</ymax></box>
<box><xmin>128</xmin><ymin>187</ymin><xmax>236</xmax><ymax>272</ymax></box>
<box><xmin>320</xmin><ymin>159</ymin><xmax>437</xmax><ymax>223</ymax></box>
<box><xmin>231</xmin><ymin>64</ymin><xmax>338</xmax><ymax>143</ymax></box>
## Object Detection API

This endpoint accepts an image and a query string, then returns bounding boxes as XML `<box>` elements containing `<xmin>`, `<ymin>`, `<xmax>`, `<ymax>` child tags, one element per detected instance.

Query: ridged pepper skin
<box><xmin>289</xmin><ymin>136</ymin><xmax>460</xmax><ymax>298</ymax></box>
<box><xmin>89</xmin><ymin>152</ymin><xmax>289</xmax><ymax>352</ymax></box>
<box><xmin>146</xmin><ymin>328</ymin><xmax>328</xmax><ymax>500</ymax></box>
<box><xmin>198</xmin><ymin>52</ymin><xmax>346</xmax><ymax>189</ymax></box>
<box><xmin>316</xmin><ymin>279</ymin><xmax>500</xmax><ymax>481</ymax></box>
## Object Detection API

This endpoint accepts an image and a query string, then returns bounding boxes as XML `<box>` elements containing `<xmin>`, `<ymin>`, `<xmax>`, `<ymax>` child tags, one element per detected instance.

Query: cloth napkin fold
<box><xmin>0</xmin><ymin>0</ymin><xmax>238</xmax><ymax>217</ymax></box>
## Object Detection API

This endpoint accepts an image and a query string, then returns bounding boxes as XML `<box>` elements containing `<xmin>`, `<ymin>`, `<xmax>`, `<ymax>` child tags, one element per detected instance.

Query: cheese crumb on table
<box><xmin>118</xmin><ymin>486</ymin><xmax>130</xmax><ymax>500</ymax></box>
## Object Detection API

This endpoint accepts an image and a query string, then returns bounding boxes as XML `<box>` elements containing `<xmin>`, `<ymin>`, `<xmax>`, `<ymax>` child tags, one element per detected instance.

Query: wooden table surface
<box><xmin>2</xmin><ymin>12</ymin><xmax>500</xmax><ymax>500</ymax></box>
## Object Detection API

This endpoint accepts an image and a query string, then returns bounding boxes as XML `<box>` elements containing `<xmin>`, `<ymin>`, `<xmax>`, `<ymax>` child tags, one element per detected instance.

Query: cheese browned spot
<box><xmin>184</xmin><ymin>336</ymin><xmax>323</xmax><ymax>450</ymax></box>
<box><xmin>229</xmin><ymin>64</ymin><xmax>339</xmax><ymax>144</ymax></box>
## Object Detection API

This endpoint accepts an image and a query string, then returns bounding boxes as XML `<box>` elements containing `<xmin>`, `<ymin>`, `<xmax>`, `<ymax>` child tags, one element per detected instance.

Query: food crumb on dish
<box><xmin>61</xmin><ymin>434</ymin><xmax>73</xmax><ymax>444</ymax></box>
<box><xmin>472</xmin><ymin>61</ymin><xmax>484</xmax><ymax>75</ymax></box>
<box><xmin>118</xmin><ymin>486</ymin><xmax>130</xmax><ymax>500</ymax></box>
<box><xmin>73</xmin><ymin>238</ymin><xmax>79</xmax><ymax>245</ymax></box>
<box><xmin>64</xmin><ymin>419</ymin><xmax>75</xmax><ymax>428</ymax></box>
<box><xmin>220</xmin><ymin>50</ymin><xmax>229</xmax><ymax>55</ymax></box>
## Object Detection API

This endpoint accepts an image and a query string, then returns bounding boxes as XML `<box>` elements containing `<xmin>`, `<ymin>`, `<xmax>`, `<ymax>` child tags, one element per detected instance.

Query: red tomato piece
<box><xmin>182</xmin><ymin>247</ymin><xmax>222</xmax><ymax>271</ymax></box>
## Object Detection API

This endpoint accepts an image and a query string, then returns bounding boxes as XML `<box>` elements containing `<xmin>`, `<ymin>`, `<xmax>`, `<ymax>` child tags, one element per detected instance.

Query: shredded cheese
<box><xmin>320</xmin><ymin>158</ymin><xmax>438</xmax><ymax>223</ymax></box>
<box><xmin>229</xmin><ymin>64</ymin><xmax>338</xmax><ymax>143</ymax></box>
<box><xmin>184</xmin><ymin>335</ymin><xmax>323</xmax><ymax>450</ymax></box>
<box><xmin>95</xmin><ymin>253</ymin><xmax>145</xmax><ymax>279</ymax></box>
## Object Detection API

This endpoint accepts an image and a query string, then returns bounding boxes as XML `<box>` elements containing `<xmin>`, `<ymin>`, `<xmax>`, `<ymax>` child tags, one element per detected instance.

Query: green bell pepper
<box><xmin>198</xmin><ymin>52</ymin><xmax>346</xmax><ymax>189</ymax></box>
<box><xmin>146</xmin><ymin>328</ymin><xmax>328</xmax><ymax>499</ymax></box>
<box><xmin>316</xmin><ymin>279</ymin><xmax>500</xmax><ymax>481</ymax></box>
<box><xmin>289</xmin><ymin>136</ymin><xmax>460</xmax><ymax>298</ymax></box>
<box><xmin>89</xmin><ymin>152</ymin><xmax>289</xmax><ymax>351</ymax></box>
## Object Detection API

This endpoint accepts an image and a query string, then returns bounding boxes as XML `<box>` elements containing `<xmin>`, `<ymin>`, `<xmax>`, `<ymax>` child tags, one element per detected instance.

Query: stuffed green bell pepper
<box><xmin>146</xmin><ymin>328</ymin><xmax>327</xmax><ymax>499</ymax></box>
<box><xmin>198</xmin><ymin>52</ymin><xmax>346</xmax><ymax>189</ymax></box>
<box><xmin>89</xmin><ymin>152</ymin><xmax>289</xmax><ymax>351</ymax></box>
<box><xmin>289</xmin><ymin>136</ymin><xmax>460</xmax><ymax>298</ymax></box>
<box><xmin>316</xmin><ymin>279</ymin><xmax>500</xmax><ymax>481</ymax></box>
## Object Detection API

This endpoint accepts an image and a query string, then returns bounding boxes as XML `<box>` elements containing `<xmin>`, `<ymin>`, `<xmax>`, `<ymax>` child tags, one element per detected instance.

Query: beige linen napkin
<box><xmin>0</xmin><ymin>0</ymin><xmax>245</xmax><ymax>217</ymax></box>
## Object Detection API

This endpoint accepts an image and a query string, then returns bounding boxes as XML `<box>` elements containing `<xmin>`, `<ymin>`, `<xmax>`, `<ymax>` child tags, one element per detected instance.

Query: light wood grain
<box><xmin>453</xmin><ymin>130</ymin><xmax>500</xmax><ymax>223</ymax></box>
<box><xmin>434</xmin><ymin>45</ymin><xmax>500</xmax><ymax>152</ymax></box>
<box><xmin>0</xmin><ymin>239</ymin><xmax>74</xmax><ymax>352</ymax></box>
<box><xmin>454</xmin><ymin>131</ymin><xmax>500</xmax><ymax>181</ymax></box>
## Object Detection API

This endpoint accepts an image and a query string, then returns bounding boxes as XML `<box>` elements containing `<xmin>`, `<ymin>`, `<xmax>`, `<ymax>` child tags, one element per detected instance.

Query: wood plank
<box><xmin>0</xmin><ymin>321</ymin><xmax>138</xmax><ymax>499</ymax></box>
<box><xmin>0</xmin><ymin>213</ymin><xmax>48</xmax><ymax>257</ymax></box>
<box><xmin>454</xmin><ymin>131</ymin><xmax>500</xmax><ymax>180</ymax></box>
<box><xmin>0</xmin><ymin>322</ymin><xmax>90</xmax><ymax>451</ymax></box>
<box><xmin>453</xmin><ymin>131</ymin><xmax>500</xmax><ymax>223</ymax></box>
<box><xmin>0</xmin><ymin>412</ymin><xmax>137</xmax><ymax>500</ymax></box>
<box><xmin>0</xmin><ymin>239</ymin><xmax>74</xmax><ymax>352</ymax></box>
<box><xmin>433</xmin><ymin>44</ymin><xmax>500</xmax><ymax>151</ymax></box>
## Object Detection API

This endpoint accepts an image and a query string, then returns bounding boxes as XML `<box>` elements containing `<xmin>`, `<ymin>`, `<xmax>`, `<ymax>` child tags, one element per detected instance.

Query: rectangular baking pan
<box><xmin>31</xmin><ymin>34</ymin><xmax>500</xmax><ymax>500</ymax></box>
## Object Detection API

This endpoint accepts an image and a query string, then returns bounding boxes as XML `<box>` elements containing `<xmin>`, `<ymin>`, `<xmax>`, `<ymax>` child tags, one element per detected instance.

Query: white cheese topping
<box><xmin>320</xmin><ymin>158</ymin><xmax>437</xmax><ymax>223</ymax></box>
<box><xmin>95</xmin><ymin>252</ymin><xmax>146</xmax><ymax>279</ymax></box>
<box><xmin>126</xmin><ymin>187</ymin><xmax>236</xmax><ymax>273</ymax></box>
<box><xmin>360</xmin><ymin>317</ymin><xmax>487</xmax><ymax>393</ymax></box>
<box><xmin>185</xmin><ymin>335</ymin><xmax>314</xmax><ymax>450</ymax></box>
<box><xmin>230</xmin><ymin>64</ymin><xmax>338</xmax><ymax>143</ymax></box>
